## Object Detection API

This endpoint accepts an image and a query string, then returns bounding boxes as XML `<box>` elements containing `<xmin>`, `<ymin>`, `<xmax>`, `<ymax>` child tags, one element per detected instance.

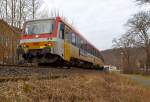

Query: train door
<box><xmin>63</xmin><ymin>23</ymin><xmax>71</xmax><ymax>61</ymax></box>
<box><xmin>56</xmin><ymin>22</ymin><xmax>64</xmax><ymax>59</ymax></box>
<box><xmin>57</xmin><ymin>22</ymin><xmax>71</xmax><ymax>61</ymax></box>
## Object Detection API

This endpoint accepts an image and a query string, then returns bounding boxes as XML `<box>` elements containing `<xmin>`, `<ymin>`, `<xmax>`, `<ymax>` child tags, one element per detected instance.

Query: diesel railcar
<box><xmin>19</xmin><ymin>17</ymin><xmax>104</xmax><ymax>68</ymax></box>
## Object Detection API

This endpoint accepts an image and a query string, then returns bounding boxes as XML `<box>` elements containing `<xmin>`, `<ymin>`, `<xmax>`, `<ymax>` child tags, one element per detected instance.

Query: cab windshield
<box><xmin>25</xmin><ymin>19</ymin><xmax>55</xmax><ymax>35</ymax></box>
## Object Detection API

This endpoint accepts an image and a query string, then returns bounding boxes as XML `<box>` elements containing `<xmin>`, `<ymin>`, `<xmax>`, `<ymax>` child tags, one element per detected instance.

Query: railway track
<box><xmin>0</xmin><ymin>65</ymin><xmax>101</xmax><ymax>82</ymax></box>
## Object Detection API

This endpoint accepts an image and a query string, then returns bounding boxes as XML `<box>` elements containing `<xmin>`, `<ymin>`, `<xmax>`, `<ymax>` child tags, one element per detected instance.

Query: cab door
<box><xmin>63</xmin><ymin>24</ymin><xmax>71</xmax><ymax>61</ymax></box>
<box><xmin>59</xmin><ymin>22</ymin><xmax>71</xmax><ymax>61</ymax></box>
<box><xmin>54</xmin><ymin>22</ymin><xmax>64</xmax><ymax>59</ymax></box>
<box><xmin>64</xmin><ymin>40</ymin><xmax>71</xmax><ymax>61</ymax></box>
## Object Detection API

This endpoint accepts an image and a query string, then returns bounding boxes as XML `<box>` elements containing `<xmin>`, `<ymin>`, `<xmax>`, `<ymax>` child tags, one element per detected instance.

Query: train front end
<box><xmin>19</xmin><ymin>18</ymin><xmax>59</xmax><ymax>63</ymax></box>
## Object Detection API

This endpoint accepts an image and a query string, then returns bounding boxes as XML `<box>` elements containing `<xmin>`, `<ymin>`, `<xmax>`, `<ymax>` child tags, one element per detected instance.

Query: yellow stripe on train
<box><xmin>21</xmin><ymin>41</ymin><xmax>56</xmax><ymax>49</ymax></box>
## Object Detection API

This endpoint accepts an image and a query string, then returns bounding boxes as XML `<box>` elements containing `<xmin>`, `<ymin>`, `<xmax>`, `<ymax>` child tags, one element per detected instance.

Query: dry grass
<box><xmin>0</xmin><ymin>71</ymin><xmax>150</xmax><ymax>102</ymax></box>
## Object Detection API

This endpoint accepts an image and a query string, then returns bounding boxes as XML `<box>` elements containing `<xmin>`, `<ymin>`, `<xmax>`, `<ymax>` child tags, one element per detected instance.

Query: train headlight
<box><xmin>35</xmin><ymin>35</ymin><xmax>39</xmax><ymax>38</ymax></box>
<box><xmin>48</xmin><ymin>43</ymin><xmax>52</xmax><ymax>46</ymax></box>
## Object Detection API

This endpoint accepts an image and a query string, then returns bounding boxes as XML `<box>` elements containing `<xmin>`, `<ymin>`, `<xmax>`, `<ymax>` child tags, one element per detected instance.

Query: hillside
<box><xmin>101</xmin><ymin>48</ymin><xmax>146</xmax><ymax>68</ymax></box>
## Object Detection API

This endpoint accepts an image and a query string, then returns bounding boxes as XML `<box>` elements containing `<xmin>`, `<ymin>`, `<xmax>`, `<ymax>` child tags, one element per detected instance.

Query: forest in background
<box><xmin>112</xmin><ymin>0</ymin><xmax>150</xmax><ymax>74</ymax></box>
<box><xmin>0</xmin><ymin>0</ymin><xmax>65</xmax><ymax>28</ymax></box>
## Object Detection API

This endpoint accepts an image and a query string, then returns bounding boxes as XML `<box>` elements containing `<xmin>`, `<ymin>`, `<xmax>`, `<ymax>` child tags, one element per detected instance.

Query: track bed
<box><xmin>0</xmin><ymin>65</ymin><xmax>102</xmax><ymax>82</ymax></box>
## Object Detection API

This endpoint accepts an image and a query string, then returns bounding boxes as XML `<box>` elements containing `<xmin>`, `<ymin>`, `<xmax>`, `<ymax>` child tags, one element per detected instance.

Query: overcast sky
<box><xmin>43</xmin><ymin>0</ymin><xmax>140</xmax><ymax>51</ymax></box>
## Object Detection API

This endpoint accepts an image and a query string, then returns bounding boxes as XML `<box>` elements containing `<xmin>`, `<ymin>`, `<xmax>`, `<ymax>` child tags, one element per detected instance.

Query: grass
<box><xmin>121</xmin><ymin>74</ymin><xmax>150</xmax><ymax>88</ymax></box>
<box><xmin>0</xmin><ymin>71</ymin><xmax>150</xmax><ymax>102</ymax></box>
<box><xmin>123</xmin><ymin>74</ymin><xmax>150</xmax><ymax>80</ymax></box>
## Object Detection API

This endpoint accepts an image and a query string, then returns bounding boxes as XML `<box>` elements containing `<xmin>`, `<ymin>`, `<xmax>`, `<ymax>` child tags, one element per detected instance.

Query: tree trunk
<box><xmin>5</xmin><ymin>0</ymin><xmax>7</xmax><ymax>21</ymax></box>
<box><xmin>19</xmin><ymin>0</ymin><xmax>22</xmax><ymax>28</ymax></box>
<box><xmin>33</xmin><ymin>0</ymin><xmax>35</xmax><ymax>20</ymax></box>
<box><xmin>11</xmin><ymin>0</ymin><xmax>14</xmax><ymax>26</ymax></box>
<box><xmin>13</xmin><ymin>0</ymin><xmax>16</xmax><ymax>26</ymax></box>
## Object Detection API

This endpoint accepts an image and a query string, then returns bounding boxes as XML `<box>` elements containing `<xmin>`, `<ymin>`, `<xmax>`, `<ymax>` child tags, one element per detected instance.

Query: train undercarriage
<box><xmin>20</xmin><ymin>49</ymin><xmax>104</xmax><ymax>70</ymax></box>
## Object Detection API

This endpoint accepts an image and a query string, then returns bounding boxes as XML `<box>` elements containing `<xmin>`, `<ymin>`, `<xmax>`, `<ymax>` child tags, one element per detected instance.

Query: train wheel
<box><xmin>44</xmin><ymin>53</ymin><xmax>59</xmax><ymax>63</ymax></box>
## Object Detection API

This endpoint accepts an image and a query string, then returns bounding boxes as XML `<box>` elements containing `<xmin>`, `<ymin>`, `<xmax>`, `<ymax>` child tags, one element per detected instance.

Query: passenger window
<box><xmin>59</xmin><ymin>22</ymin><xmax>64</xmax><ymax>39</ymax></box>
<box><xmin>64</xmin><ymin>25</ymin><xmax>72</xmax><ymax>42</ymax></box>
<box><xmin>71</xmin><ymin>33</ymin><xmax>76</xmax><ymax>45</ymax></box>
<box><xmin>76</xmin><ymin>36</ymin><xmax>81</xmax><ymax>48</ymax></box>
<box><xmin>81</xmin><ymin>40</ymin><xmax>84</xmax><ymax>49</ymax></box>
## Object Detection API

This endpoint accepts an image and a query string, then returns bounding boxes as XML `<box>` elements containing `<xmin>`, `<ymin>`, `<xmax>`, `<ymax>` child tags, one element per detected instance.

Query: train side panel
<box><xmin>64</xmin><ymin>41</ymin><xmax>71</xmax><ymax>61</ymax></box>
<box><xmin>63</xmin><ymin>41</ymin><xmax>104</xmax><ymax>67</ymax></box>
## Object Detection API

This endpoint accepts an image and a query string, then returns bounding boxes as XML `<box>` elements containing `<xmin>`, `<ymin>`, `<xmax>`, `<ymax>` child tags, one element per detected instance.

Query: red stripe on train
<box><xmin>20</xmin><ymin>33</ymin><xmax>56</xmax><ymax>39</ymax></box>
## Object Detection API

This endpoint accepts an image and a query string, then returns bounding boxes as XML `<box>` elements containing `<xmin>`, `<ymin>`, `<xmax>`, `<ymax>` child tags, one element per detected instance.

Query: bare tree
<box><xmin>113</xmin><ymin>33</ymin><xmax>135</xmax><ymax>73</ymax></box>
<box><xmin>127</xmin><ymin>11</ymin><xmax>150</xmax><ymax>72</ymax></box>
<box><xmin>11</xmin><ymin>0</ymin><xmax>14</xmax><ymax>26</ymax></box>
<box><xmin>37</xmin><ymin>7</ymin><xmax>50</xmax><ymax>19</ymax></box>
<box><xmin>5</xmin><ymin>0</ymin><xmax>8</xmax><ymax>21</ymax></box>
<box><xmin>136</xmin><ymin>0</ymin><xmax>150</xmax><ymax>4</ymax></box>
<box><xmin>0</xmin><ymin>1</ymin><xmax>6</xmax><ymax>19</ymax></box>
<box><xmin>30</xmin><ymin>0</ymin><xmax>43</xmax><ymax>20</ymax></box>
<box><xmin>0</xmin><ymin>0</ymin><xmax>44</xmax><ymax>27</ymax></box>
<box><xmin>32</xmin><ymin>0</ymin><xmax>35</xmax><ymax>19</ymax></box>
